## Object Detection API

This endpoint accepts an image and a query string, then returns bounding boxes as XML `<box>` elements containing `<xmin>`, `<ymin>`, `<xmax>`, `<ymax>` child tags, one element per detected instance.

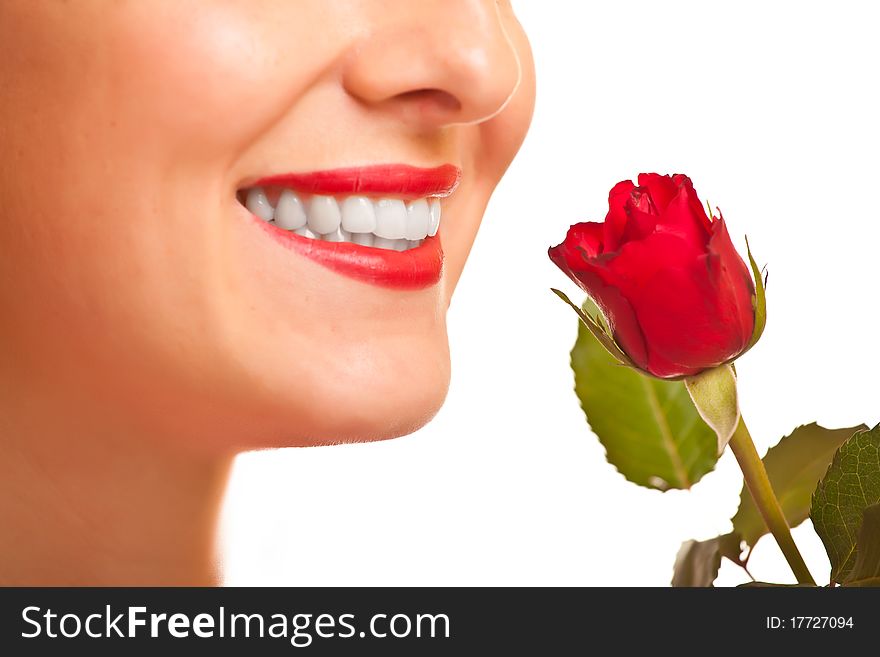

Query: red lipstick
<box><xmin>243</xmin><ymin>164</ymin><xmax>459</xmax><ymax>290</ymax></box>
<box><xmin>253</xmin><ymin>222</ymin><xmax>443</xmax><ymax>290</ymax></box>
<box><xmin>251</xmin><ymin>163</ymin><xmax>461</xmax><ymax>199</ymax></box>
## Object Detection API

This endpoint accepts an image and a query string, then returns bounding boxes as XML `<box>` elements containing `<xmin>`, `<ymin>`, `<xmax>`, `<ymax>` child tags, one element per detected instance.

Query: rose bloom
<box><xmin>549</xmin><ymin>173</ymin><xmax>756</xmax><ymax>379</ymax></box>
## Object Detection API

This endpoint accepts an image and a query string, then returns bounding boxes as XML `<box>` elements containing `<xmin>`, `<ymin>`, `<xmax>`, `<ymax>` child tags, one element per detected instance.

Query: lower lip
<box><xmin>252</xmin><ymin>217</ymin><xmax>443</xmax><ymax>290</ymax></box>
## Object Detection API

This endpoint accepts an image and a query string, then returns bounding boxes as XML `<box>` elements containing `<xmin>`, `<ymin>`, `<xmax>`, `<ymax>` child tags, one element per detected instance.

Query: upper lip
<box><xmin>245</xmin><ymin>163</ymin><xmax>462</xmax><ymax>199</ymax></box>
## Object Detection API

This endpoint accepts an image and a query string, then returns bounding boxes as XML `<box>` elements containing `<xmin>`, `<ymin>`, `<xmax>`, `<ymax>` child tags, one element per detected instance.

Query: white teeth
<box><xmin>351</xmin><ymin>232</ymin><xmax>374</xmax><ymax>247</ymax></box>
<box><xmin>243</xmin><ymin>186</ymin><xmax>444</xmax><ymax>252</ymax></box>
<box><xmin>321</xmin><ymin>227</ymin><xmax>351</xmax><ymax>243</ymax></box>
<box><xmin>341</xmin><ymin>196</ymin><xmax>377</xmax><ymax>233</ymax></box>
<box><xmin>405</xmin><ymin>199</ymin><xmax>431</xmax><ymax>240</ymax></box>
<box><xmin>275</xmin><ymin>190</ymin><xmax>307</xmax><ymax>230</ymax></box>
<box><xmin>373</xmin><ymin>237</ymin><xmax>409</xmax><ymax>251</ymax></box>
<box><xmin>246</xmin><ymin>188</ymin><xmax>274</xmax><ymax>222</ymax></box>
<box><xmin>428</xmin><ymin>199</ymin><xmax>441</xmax><ymax>237</ymax></box>
<box><xmin>374</xmin><ymin>199</ymin><xmax>408</xmax><ymax>239</ymax></box>
<box><xmin>307</xmin><ymin>195</ymin><xmax>342</xmax><ymax>235</ymax></box>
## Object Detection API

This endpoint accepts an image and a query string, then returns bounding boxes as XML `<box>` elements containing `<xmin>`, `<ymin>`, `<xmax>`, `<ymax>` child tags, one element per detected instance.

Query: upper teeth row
<box><xmin>245</xmin><ymin>188</ymin><xmax>441</xmax><ymax>247</ymax></box>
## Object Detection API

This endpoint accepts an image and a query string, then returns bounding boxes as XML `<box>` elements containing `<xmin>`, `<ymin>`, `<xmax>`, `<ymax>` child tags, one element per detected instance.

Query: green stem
<box><xmin>728</xmin><ymin>418</ymin><xmax>817</xmax><ymax>586</ymax></box>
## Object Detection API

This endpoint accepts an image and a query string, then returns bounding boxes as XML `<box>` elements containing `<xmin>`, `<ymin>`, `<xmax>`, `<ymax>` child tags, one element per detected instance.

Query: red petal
<box><xmin>553</xmin><ymin>260</ymin><xmax>650</xmax><ymax>372</ymax></box>
<box><xmin>637</xmin><ymin>173</ymin><xmax>679</xmax><ymax>212</ymax></box>
<box><xmin>706</xmin><ymin>218</ymin><xmax>756</xmax><ymax>352</ymax></box>
<box><xmin>548</xmin><ymin>221</ymin><xmax>605</xmax><ymax>287</ymax></box>
<box><xmin>621</xmin><ymin>204</ymin><xmax>658</xmax><ymax>245</ymax></box>
<box><xmin>629</xmin><ymin>186</ymin><xmax>659</xmax><ymax>215</ymax></box>
<box><xmin>595</xmin><ymin>232</ymin><xmax>746</xmax><ymax>377</ymax></box>
<box><xmin>634</xmin><ymin>272</ymin><xmax>734</xmax><ymax>377</ymax></box>
<box><xmin>676</xmin><ymin>175</ymin><xmax>713</xmax><ymax>233</ymax></box>
<box><xmin>602</xmin><ymin>179</ymin><xmax>635</xmax><ymax>253</ymax></box>
<box><xmin>568</xmin><ymin>221</ymin><xmax>604</xmax><ymax>257</ymax></box>
<box><xmin>655</xmin><ymin>177</ymin><xmax>712</xmax><ymax>242</ymax></box>
<box><xmin>549</xmin><ymin>220</ymin><xmax>650</xmax><ymax>371</ymax></box>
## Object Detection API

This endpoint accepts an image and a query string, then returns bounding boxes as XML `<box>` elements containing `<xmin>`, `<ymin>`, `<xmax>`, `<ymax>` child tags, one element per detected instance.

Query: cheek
<box><xmin>0</xmin><ymin>1</ymin><xmax>308</xmax><ymax>296</ymax></box>
<box><xmin>103</xmin><ymin>2</ymin><xmax>331</xmax><ymax>161</ymax></box>
<box><xmin>442</xmin><ymin>31</ymin><xmax>536</xmax><ymax>295</ymax></box>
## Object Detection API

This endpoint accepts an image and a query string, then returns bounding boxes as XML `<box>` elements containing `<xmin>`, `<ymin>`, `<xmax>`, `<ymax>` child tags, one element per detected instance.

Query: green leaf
<box><xmin>844</xmin><ymin>504</ymin><xmax>880</xmax><ymax>587</ymax></box>
<box><xmin>731</xmin><ymin>423</ymin><xmax>866</xmax><ymax>549</ymax></box>
<box><xmin>671</xmin><ymin>533</ymin><xmax>742</xmax><ymax>587</ymax></box>
<box><xmin>811</xmin><ymin>424</ymin><xmax>880</xmax><ymax>583</ymax></box>
<box><xmin>744</xmin><ymin>236</ymin><xmax>767</xmax><ymax>352</ymax></box>
<box><xmin>571</xmin><ymin>310</ymin><xmax>718</xmax><ymax>490</ymax></box>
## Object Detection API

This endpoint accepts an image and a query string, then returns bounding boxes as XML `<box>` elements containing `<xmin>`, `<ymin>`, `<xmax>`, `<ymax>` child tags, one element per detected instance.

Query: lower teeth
<box><xmin>273</xmin><ymin>221</ymin><xmax>421</xmax><ymax>252</ymax></box>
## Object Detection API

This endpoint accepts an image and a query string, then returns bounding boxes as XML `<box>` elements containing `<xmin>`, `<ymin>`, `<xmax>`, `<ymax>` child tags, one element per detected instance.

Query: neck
<box><xmin>0</xmin><ymin>395</ymin><xmax>232</xmax><ymax>586</ymax></box>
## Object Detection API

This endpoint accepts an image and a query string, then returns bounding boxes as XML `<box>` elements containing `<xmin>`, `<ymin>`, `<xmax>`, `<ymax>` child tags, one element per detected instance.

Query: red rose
<box><xmin>549</xmin><ymin>173</ymin><xmax>757</xmax><ymax>379</ymax></box>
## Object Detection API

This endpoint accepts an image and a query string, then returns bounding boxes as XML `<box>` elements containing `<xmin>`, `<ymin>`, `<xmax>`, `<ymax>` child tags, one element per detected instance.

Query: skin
<box><xmin>0</xmin><ymin>0</ymin><xmax>535</xmax><ymax>585</ymax></box>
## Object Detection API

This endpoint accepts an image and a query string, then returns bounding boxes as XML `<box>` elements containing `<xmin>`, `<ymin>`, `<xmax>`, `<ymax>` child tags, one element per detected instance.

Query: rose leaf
<box><xmin>844</xmin><ymin>504</ymin><xmax>880</xmax><ymax>587</ymax></box>
<box><xmin>671</xmin><ymin>533</ymin><xmax>743</xmax><ymax>587</ymax></box>
<box><xmin>731</xmin><ymin>423</ymin><xmax>866</xmax><ymax>550</ymax></box>
<box><xmin>570</xmin><ymin>300</ymin><xmax>718</xmax><ymax>490</ymax></box>
<box><xmin>810</xmin><ymin>424</ymin><xmax>880</xmax><ymax>584</ymax></box>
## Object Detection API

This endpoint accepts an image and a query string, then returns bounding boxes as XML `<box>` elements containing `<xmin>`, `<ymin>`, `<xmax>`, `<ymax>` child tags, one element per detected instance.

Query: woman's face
<box><xmin>0</xmin><ymin>0</ymin><xmax>534</xmax><ymax>450</ymax></box>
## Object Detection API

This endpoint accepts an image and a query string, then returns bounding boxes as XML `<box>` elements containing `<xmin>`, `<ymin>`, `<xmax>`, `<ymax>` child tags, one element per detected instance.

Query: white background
<box><xmin>222</xmin><ymin>0</ymin><xmax>880</xmax><ymax>586</ymax></box>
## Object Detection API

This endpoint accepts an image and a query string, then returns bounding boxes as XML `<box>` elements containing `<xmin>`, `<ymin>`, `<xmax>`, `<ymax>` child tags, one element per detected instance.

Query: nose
<box><xmin>342</xmin><ymin>0</ymin><xmax>522</xmax><ymax>128</ymax></box>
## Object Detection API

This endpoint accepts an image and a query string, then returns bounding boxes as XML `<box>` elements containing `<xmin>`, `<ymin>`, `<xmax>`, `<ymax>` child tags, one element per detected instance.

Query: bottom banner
<box><xmin>0</xmin><ymin>587</ymin><xmax>872</xmax><ymax>654</ymax></box>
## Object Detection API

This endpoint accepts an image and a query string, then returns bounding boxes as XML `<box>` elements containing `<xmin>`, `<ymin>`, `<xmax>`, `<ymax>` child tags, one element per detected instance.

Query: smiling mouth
<box><xmin>237</xmin><ymin>164</ymin><xmax>460</xmax><ymax>289</ymax></box>
<box><xmin>240</xmin><ymin>189</ymin><xmax>441</xmax><ymax>252</ymax></box>
<box><xmin>237</xmin><ymin>163</ymin><xmax>459</xmax><ymax>252</ymax></box>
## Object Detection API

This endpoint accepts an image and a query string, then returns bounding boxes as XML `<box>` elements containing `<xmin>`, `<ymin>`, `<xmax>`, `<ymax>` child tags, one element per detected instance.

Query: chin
<box><xmin>226</xmin><ymin>331</ymin><xmax>452</xmax><ymax>450</ymax></box>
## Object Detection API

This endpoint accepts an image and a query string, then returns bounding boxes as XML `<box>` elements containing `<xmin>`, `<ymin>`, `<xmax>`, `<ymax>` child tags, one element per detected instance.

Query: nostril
<box><xmin>395</xmin><ymin>88</ymin><xmax>462</xmax><ymax>114</ymax></box>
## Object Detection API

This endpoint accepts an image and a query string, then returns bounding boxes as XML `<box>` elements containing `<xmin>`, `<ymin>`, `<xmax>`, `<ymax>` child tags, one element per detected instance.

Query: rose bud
<box><xmin>549</xmin><ymin>173</ymin><xmax>761</xmax><ymax>379</ymax></box>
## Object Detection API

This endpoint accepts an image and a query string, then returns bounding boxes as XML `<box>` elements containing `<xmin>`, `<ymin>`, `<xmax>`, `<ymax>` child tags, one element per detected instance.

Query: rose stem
<box><xmin>728</xmin><ymin>418</ymin><xmax>817</xmax><ymax>586</ymax></box>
